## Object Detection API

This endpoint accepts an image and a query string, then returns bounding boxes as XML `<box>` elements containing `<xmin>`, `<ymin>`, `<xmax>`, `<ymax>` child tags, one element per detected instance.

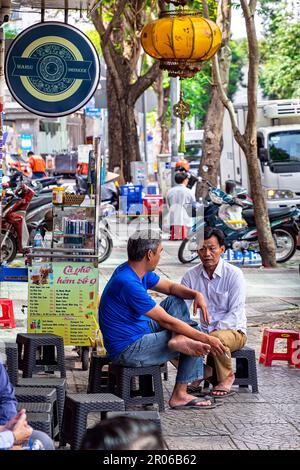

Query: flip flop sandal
<box><xmin>210</xmin><ymin>389</ymin><xmax>236</xmax><ymax>398</ymax></box>
<box><xmin>187</xmin><ymin>384</ymin><xmax>204</xmax><ymax>394</ymax></box>
<box><xmin>202</xmin><ymin>395</ymin><xmax>223</xmax><ymax>407</ymax></box>
<box><xmin>171</xmin><ymin>398</ymin><xmax>216</xmax><ymax>410</ymax></box>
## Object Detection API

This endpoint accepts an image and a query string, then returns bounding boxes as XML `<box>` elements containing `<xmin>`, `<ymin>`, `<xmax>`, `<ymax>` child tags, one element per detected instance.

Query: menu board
<box><xmin>28</xmin><ymin>262</ymin><xmax>98</xmax><ymax>346</ymax></box>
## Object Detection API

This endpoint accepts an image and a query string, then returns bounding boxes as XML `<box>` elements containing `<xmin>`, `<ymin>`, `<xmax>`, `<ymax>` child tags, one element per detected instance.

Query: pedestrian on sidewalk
<box><xmin>99</xmin><ymin>229</ymin><xmax>226</xmax><ymax>410</ymax></box>
<box><xmin>181</xmin><ymin>226</ymin><xmax>247</xmax><ymax>398</ymax></box>
<box><xmin>166</xmin><ymin>171</ymin><xmax>195</xmax><ymax>240</ymax></box>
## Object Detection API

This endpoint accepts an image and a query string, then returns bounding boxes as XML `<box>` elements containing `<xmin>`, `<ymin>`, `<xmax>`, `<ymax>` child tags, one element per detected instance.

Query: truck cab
<box><xmin>257</xmin><ymin>124</ymin><xmax>300</xmax><ymax>209</ymax></box>
<box><xmin>221</xmin><ymin>99</ymin><xmax>300</xmax><ymax>210</ymax></box>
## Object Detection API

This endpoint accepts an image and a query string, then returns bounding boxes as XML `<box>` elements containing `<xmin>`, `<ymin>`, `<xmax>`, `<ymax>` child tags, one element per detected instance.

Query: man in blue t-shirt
<box><xmin>99</xmin><ymin>230</ymin><xmax>226</xmax><ymax>410</ymax></box>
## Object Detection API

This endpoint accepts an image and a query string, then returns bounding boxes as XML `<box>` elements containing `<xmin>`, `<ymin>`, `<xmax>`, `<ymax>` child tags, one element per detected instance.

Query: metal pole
<box><xmin>169</xmin><ymin>4</ymin><xmax>180</xmax><ymax>186</ymax></box>
<box><xmin>142</xmin><ymin>91</ymin><xmax>148</xmax><ymax>163</ymax></box>
<box><xmin>0</xmin><ymin>24</ymin><xmax>5</xmax><ymax>265</ymax></box>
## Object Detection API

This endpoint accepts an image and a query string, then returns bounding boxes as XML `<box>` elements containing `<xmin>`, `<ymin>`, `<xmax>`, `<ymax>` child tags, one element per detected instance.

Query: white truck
<box><xmin>220</xmin><ymin>99</ymin><xmax>300</xmax><ymax>210</ymax></box>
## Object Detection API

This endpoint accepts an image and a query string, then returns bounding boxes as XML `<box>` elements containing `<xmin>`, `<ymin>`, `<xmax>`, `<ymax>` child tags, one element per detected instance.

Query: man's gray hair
<box><xmin>127</xmin><ymin>230</ymin><xmax>162</xmax><ymax>261</ymax></box>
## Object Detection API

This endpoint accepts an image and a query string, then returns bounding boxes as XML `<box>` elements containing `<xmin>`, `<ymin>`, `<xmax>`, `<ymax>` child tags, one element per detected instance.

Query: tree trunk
<box><xmin>107</xmin><ymin>71</ymin><xmax>125</xmax><ymax>175</ymax></box>
<box><xmin>119</xmin><ymin>96</ymin><xmax>141</xmax><ymax>182</ymax></box>
<box><xmin>153</xmin><ymin>71</ymin><xmax>170</xmax><ymax>158</ymax></box>
<box><xmin>245</xmin><ymin>146</ymin><xmax>277</xmax><ymax>267</ymax></box>
<box><xmin>196</xmin><ymin>0</ymin><xmax>232</xmax><ymax>199</ymax></box>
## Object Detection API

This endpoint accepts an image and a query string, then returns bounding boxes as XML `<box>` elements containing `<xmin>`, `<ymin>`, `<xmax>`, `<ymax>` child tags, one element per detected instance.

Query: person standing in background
<box><xmin>28</xmin><ymin>151</ymin><xmax>47</xmax><ymax>179</ymax></box>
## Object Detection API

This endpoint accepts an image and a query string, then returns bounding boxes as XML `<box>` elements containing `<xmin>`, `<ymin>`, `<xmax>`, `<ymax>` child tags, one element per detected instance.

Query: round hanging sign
<box><xmin>5</xmin><ymin>22</ymin><xmax>100</xmax><ymax>117</ymax></box>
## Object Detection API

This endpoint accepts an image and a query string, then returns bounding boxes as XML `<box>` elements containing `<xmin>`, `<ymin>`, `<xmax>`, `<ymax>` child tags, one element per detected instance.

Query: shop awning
<box><xmin>3</xmin><ymin>0</ymin><xmax>99</xmax><ymax>11</ymax></box>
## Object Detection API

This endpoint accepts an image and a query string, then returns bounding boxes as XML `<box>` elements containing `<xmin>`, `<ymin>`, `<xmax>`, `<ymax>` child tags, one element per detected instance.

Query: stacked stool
<box><xmin>17</xmin><ymin>402</ymin><xmax>52</xmax><ymax>437</ymax></box>
<box><xmin>259</xmin><ymin>328</ymin><xmax>300</xmax><ymax>367</ymax></box>
<box><xmin>108</xmin><ymin>364</ymin><xmax>165</xmax><ymax>411</ymax></box>
<box><xmin>16</xmin><ymin>333</ymin><xmax>66</xmax><ymax>378</ymax></box>
<box><xmin>15</xmin><ymin>387</ymin><xmax>60</xmax><ymax>439</ymax></box>
<box><xmin>0</xmin><ymin>299</ymin><xmax>16</xmax><ymax>328</ymax></box>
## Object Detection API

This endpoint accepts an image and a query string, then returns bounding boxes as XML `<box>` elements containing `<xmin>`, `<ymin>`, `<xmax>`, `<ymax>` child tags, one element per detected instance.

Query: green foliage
<box><xmin>85</xmin><ymin>29</ymin><xmax>102</xmax><ymax>55</ymax></box>
<box><xmin>259</xmin><ymin>2</ymin><xmax>300</xmax><ymax>99</ymax></box>
<box><xmin>181</xmin><ymin>68</ymin><xmax>211</xmax><ymax>128</ymax></box>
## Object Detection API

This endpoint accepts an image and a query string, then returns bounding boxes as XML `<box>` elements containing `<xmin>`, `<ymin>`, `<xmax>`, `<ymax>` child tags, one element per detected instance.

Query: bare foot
<box><xmin>188</xmin><ymin>365</ymin><xmax>213</xmax><ymax>390</ymax></box>
<box><xmin>168</xmin><ymin>335</ymin><xmax>211</xmax><ymax>357</ymax></box>
<box><xmin>211</xmin><ymin>373</ymin><xmax>235</xmax><ymax>396</ymax></box>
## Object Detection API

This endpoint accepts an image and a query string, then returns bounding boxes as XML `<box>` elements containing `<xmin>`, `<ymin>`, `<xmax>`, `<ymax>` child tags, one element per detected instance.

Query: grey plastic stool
<box><xmin>1</xmin><ymin>342</ymin><xmax>18</xmax><ymax>386</ymax></box>
<box><xmin>108</xmin><ymin>363</ymin><xmax>165</xmax><ymax>411</ymax></box>
<box><xmin>17</xmin><ymin>377</ymin><xmax>66</xmax><ymax>436</ymax></box>
<box><xmin>87</xmin><ymin>353</ymin><xmax>110</xmax><ymax>393</ymax></box>
<box><xmin>15</xmin><ymin>386</ymin><xmax>60</xmax><ymax>438</ymax></box>
<box><xmin>17</xmin><ymin>402</ymin><xmax>53</xmax><ymax>438</ymax></box>
<box><xmin>232</xmin><ymin>347</ymin><xmax>258</xmax><ymax>393</ymax></box>
<box><xmin>206</xmin><ymin>346</ymin><xmax>258</xmax><ymax>393</ymax></box>
<box><xmin>61</xmin><ymin>393</ymin><xmax>125</xmax><ymax>450</ymax></box>
<box><xmin>16</xmin><ymin>333</ymin><xmax>66</xmax><ymax>378</ymax></box>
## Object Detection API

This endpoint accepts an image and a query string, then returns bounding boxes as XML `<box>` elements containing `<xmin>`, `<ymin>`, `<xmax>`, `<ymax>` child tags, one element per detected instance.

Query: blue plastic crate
<box><xmin>120</xmin><ymin>185</ymin><xmax>143</xmax><ymax>203</ymax></box>
<box><xmin>147</xmin><ymin>185</ymin><xmax>158</xmax><ymax>195</ymax></box>
<box><xmin>0</xmin><ymin>266</ymin><xmax>28</xmax><ymax>282</ymax></box>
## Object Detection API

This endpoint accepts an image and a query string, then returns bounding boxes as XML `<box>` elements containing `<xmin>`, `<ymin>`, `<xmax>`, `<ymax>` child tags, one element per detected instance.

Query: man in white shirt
<box><xmin>181</xmin><ymin>227</ymin><xmax>247</xmax><ymax>397</ymax></box>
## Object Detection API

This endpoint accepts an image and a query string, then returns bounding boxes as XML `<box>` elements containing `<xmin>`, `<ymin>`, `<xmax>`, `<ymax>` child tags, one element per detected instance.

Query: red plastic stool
<box><xmin>170</xmin><ymin>225</ymin><xmax>187</xmax><ymax>240</ymax></box>
<box><xmin>0</xmin><ymin>299</ymin><xmax>16</xmax><ymax>328</ymax></box>
<box><xmin>259</xmin><ymin>328</ymin><xmax>300</xmax><ymax>367</ymax></box>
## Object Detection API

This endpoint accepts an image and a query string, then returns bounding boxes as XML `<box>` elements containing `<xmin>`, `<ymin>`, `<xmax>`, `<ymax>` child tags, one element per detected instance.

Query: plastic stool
<box><xmin>259</xmin><ymin>328</ymin><xmax>300</xmax><ymax>367</ymax></box>
<box><xmin>17</xmin><ymin>333</ymin><xmax>66</xmax><ymax>378</ymax></box>
<box><xmin>87</xmin><ymin>353</ymin><xmax>110</xmax><ymax>393</ymax></box>
<box><xmin>108</xmin><ymin>364</ymin><xmax>165</xmax><ymax>411</ymax></box>
<box><xmin>206</xmin><ymin>347</ymin><xmax>259</xmax><ymax>393</ymax></box>
<box><xmin>0</xmin><ymin>299</ymin><xmax>16</xmax><ymax>328</ymax></box>
<box><xmin>170</xmin><ymin>225</ymin><xmax>187</xmax><ymax>241</ymax></box>
<box><xmin>61</xmin><ymin>393</ymin><xmax>125</xmax><ymax>450</ymax></box>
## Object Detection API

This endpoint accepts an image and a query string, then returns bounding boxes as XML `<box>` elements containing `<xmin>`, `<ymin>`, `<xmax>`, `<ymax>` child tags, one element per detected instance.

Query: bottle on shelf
<box><xmin>33</xmin><ymin>229</ymin><xmax>44</xmax><ymax>263</ymax></box>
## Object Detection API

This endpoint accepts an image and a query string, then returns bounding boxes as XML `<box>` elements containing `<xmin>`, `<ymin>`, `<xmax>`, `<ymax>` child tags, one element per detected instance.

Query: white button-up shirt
<box><xmin>166</xmin><ymin>184</ymin><xmax>195</xmax><ymax>226</ymax></box>
<box><xmin>181</xmin><ymin>257</ymin><xmax>247</xmax><ymax>334</ymax></box>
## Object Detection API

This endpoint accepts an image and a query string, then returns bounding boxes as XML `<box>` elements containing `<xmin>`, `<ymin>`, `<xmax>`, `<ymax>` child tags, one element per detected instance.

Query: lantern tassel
<box><xmin>179</xmin><ymin>122</ymin><xmax>186</xmax><ymax>153</ymax></box>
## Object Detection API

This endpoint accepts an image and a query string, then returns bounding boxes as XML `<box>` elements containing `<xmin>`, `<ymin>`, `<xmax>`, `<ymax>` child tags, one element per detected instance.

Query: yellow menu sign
<box><xmin>28</xmin><ymin>262</ymin><xmax>98</xmax><ymax>346</ymax></box>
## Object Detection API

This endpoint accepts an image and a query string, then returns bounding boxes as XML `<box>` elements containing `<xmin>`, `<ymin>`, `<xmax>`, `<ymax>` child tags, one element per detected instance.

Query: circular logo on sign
<box><xmin>5</xmin><ymin>22</ymin><xmax>100</xmax><ymax>117</ymax></box>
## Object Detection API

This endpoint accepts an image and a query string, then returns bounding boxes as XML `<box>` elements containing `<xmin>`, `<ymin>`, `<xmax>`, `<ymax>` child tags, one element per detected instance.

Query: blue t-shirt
<box><xmin>99</xmin><ymin>262</ymin><xmax>160</xmax><ymax>359</ymax></box>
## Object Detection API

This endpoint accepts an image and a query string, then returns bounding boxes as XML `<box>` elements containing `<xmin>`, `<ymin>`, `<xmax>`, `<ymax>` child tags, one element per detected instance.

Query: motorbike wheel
<box><xmin>99</xmin><ymin>228</ymin><xmax>113</xmax><ymax>263</ymax></box>
<box><xmin>81</xmin><ymin>347</ymin><xmax>90</xmax><ymax>371</ymax></box>
<box><xmin>273</xmin><ymin>227</ymin><xmax>296</xmax><ymax>263</ymax></box>
<box><xmin>1</xmin><ymin>231</ymin><xmax>18</xmax><ymax>264</ymax></box>
<box><xmin>178</xmin><ymin>236</ymin><xmax>199</xmax><ymax>264</ymax></box>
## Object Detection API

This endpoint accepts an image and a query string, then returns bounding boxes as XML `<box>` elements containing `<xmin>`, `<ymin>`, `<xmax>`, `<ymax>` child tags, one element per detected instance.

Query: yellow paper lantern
<box><xmin>141</xmin><ymin>11</ymin><xmax>222</xmax><ymax>78</ymax></box>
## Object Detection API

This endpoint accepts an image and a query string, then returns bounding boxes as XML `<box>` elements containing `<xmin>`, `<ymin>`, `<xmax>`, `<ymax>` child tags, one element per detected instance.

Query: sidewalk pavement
<box><xmin>0</xmin><ymin>242</ymin><xmax>299</xmax><ymax>449</ymax></box>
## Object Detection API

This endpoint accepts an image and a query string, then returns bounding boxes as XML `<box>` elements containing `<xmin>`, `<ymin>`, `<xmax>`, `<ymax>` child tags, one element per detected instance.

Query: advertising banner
<box><xmin>5</xmin><ymin>22</ymin><xmax>100</xmax><ymax>117</ymax></box>
<box><xmin>28</xmin><ymin>261</ymin><xmax>99</xmax><ymax>346</ymax></box>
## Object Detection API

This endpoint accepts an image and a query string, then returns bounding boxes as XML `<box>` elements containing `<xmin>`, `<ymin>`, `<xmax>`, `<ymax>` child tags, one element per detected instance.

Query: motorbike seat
<box><xmin>28</xmin><ymin>195</ymin><xmax>52</xmax><ymax>211</ymax></box>
<box><xmin>243</xmin><ymin>207</ymin><xmax>295</xmax><ymax>226</ymax></box>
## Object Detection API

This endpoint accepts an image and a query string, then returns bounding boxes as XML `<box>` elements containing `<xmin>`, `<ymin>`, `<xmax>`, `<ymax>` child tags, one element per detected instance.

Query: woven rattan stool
<box><xmin>61</xmin><ymin>393</ymin><xmax>125</xmax><ymax>450</ymax></box>
<box><xmin>87</xmin><ymin>353</ymin><xmax>110</xmax><ymax>393</ymax></box>
<box><xmin>16</xmin><ymin>333</ymin><xmax>66</xmax><ymax>378</ymax></box>
<box><xmin>1</xmin><ymin>342</ymin><xmax>18</xmax><ymax>386</ymax></box>
<box><xmin>17</xmin><ymin>402</ymin><xmax>52</xmax><ymax>437</ymax></box>
<box><xmin>17</xmin><ymin>377</ymin><xmax>66</xmax><ymax>436</ymax></box>
<box><xmin>206</xmin><ymin>346</ymin><xmax>258</xmax><ymax>393</ymax></box>
<box><xmin>15</xmin><ymin>386</ymin><xmax>60</xmax><ymax>438</ymax></box>
<box><xmin>108</xmin><ymin>364</ymin><xmax>165</xmax><ymax>411</ymax></box>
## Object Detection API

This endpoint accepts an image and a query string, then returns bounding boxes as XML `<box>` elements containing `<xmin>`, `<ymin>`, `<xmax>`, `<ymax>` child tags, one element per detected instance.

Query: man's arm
<box><xmin>144</xmin><ymin>303</ymin><xmax>226</xmax><ymax>355</ymax></box>
<box><xmin>152</xmin><ymin>279</ymin><xmax>209</xmax><ymax>322</ymax></box>
<box><xmin>0</xmin><ymin>364</ymin><xmax>17</xmax><ymax>425</ymax></box>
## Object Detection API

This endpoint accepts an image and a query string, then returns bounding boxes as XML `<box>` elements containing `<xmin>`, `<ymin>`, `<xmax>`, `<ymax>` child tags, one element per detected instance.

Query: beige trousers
<box><xmin>210</xmin><ymin>329</ymin><xmax>247</xmax><ymax>382</ymax></box>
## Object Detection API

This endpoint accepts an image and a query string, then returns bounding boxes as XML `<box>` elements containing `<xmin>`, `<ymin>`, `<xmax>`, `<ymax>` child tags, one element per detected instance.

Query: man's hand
<box><xmin>4</xmin><ymin>409</ymin><xmax>26</xmax><ymax>431</ymax></box>
<box><xmin>207</xmin><ymin>336</ymin><xmax>226</xmax><ymax>356</ymax></box>
<box><xmin>11</xmin><ymin>412</ymin><xmax>33</xmax><ymax>445</ymax></box>
<box><xmin>193</xmin><ymin>292</ymin><xmax>210</xmax><ymax>323</ymax></box>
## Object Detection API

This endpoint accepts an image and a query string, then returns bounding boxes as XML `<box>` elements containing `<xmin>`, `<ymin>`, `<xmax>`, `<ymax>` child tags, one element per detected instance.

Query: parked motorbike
<box><xmin>178</xmin><ymin>178</ymin><xmax>300</xmax><ymax>264</ymax></box>
<box><xmin>1</xmin><ymin>183</ymin><xmax>36</xmax><ymax>263</ymax></box>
